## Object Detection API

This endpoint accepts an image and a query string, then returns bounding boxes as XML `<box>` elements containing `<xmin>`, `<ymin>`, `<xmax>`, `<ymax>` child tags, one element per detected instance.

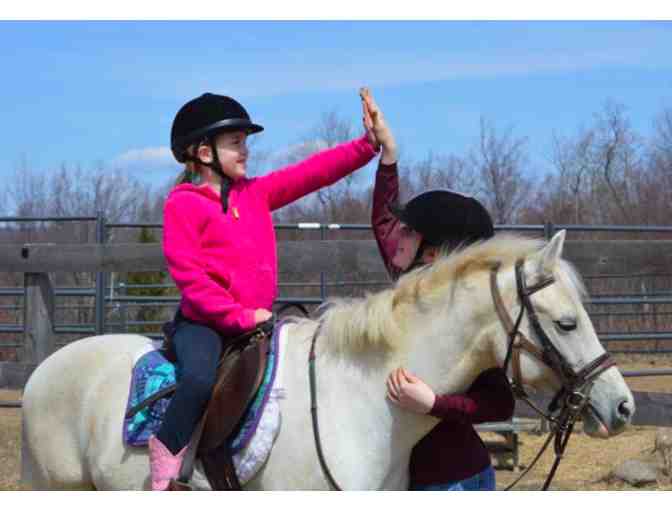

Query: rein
<box><xmin>308</xmin><ymin>322</ymin><xmax>343</xmax><ymax>490</ymax></box>
<box><xmin>490</xmin><ymin>260</ymin><xmax>616</xmax><ymax>490</ymax></box>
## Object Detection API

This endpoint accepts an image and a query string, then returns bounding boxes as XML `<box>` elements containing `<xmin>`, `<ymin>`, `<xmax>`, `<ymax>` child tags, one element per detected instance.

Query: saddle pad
<box><xmin>123</xmin><ymin>350</ymin><xmax>180</xmax><ymax>445</ymax></box>
<box><xmin>123</xmin><ymin>322</ymin><xmax>281</xmax><ymax>455</ymax></box>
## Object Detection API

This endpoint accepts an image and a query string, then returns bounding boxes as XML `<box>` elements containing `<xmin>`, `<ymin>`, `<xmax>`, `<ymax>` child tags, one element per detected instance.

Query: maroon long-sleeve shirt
<box><xmin>372</xmin><ymin>161</ymin><xmax>515</xmax><ymax>487</ymax></box>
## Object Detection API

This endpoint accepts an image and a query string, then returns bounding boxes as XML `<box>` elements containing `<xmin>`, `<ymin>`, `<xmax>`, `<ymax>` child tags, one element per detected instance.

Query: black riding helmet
<box><xmin>390</xmin><ymin>189</ymin><xmax>494</xmax><ymax>249</ymax></box>
<box><xmin>171</xmin><ymin>93</ymin><xmax>263</xmax><ymax>212</ymax></box>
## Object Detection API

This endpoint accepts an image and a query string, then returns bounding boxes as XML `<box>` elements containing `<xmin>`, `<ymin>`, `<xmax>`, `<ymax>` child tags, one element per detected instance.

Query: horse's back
<box><xmin>24</xmin><ymin>334</ymin><xmax>151</xmax><ymax>412</ymax></box>
<box><xmin>22</xmin><ymin>334</ymin><xmax>153</xmax><ymax>489</ymax></box>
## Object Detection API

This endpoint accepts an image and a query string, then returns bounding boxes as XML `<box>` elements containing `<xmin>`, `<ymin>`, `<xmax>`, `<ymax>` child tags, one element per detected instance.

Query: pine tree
<box><xmin>125</xmin><ymin>227</ymin><xmax>167</xmax><ymax>334</ymax></box>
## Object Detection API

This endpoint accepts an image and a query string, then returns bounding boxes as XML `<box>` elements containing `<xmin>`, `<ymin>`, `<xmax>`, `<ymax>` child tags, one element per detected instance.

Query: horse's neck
<box><xmin>287</xmin><ymin>320</ymin><xmax>436</xmax><ymax>489</ymax></box>
<box><xmin>405</xmin><ymin>271</ymin><xmax>501</xmax><ymax>396</ymax></box>
<box><xmin>277</xmin><ymin>271</ymin><xmax>503</xmax><ymax>489</ymax></box>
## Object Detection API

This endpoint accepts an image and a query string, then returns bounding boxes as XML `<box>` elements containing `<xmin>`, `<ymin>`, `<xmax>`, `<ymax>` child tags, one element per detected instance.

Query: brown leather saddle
<box><xmin>175</xmin><ymin>320</ymin><xmax>273</xmax><ymax>490</ymax></box>
<box><xmin>126</xmin><ymin>318</ymin><xmax>273</xmax><ymax>490</ymax></box>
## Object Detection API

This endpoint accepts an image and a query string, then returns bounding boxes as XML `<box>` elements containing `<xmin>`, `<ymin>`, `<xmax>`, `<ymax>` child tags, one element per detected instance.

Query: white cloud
<box><xmin>231</xmin><ymin>46</ymin><xmax>668</xmax><ymax>99</ymax></box>
<box><xmin>110</xmin><ymin>147</ymin><xmax>180</xmax><ymax>189</ymax></box>
<box><xmin>270</xmin><ymin>139</ymin><xmax>330</xmax><ymax>165</ymax></box>
<box><xmin>114</xmin><ymin>146</ymin><xmax>175</xmax><ymax>167</ymax></box>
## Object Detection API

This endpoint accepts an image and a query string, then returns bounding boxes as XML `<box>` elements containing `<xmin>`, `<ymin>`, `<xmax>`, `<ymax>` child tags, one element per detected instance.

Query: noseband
<box><xmin>490</xmin><ymin>259</ymin><xmax>616</xmax><ymax>490</ymax></box>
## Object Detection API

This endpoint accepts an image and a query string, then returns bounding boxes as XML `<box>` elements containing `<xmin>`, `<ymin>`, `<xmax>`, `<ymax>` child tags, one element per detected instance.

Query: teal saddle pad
<box><xmin>122</xmin><ymin>324</ymin><xmax>280</xmax><ymax>455</ymax></box>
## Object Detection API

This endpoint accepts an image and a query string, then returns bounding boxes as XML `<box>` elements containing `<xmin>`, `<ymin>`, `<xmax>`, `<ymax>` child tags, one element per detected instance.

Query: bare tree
<box><xmin>467</xmin><ymin>117</ymin><xmax>532</xmax><ymax>224</ymax></box>
<box><xmin>549</xmin><ymin>129</ymin><xmax>596</xmax><ymax>223</ymax></box>
<box><xmin>272</xmin><ymin>111</ymin><xmax>372</xmax><ymax>224</ymax></box>
<box><xmin>3</xmin><ymin>161</ymin><xmax>162</xmax><ymax>327</ymax></box>
<box><xmin>4</xmin><ymin>163</ymin><xmax>153</xmax><ymax>225</ymax></box>
<box><xmin>401</xmin><ymin>151</ymin><xmax>475</xmax><ymax>200</ymax></box>
<box><xmin>635</xmin><ymin>106</ymin><xmax>672</xmax><ymax>226</ymax></box>
<box><xmin>244</xmin><ymin>134</ymin><xmax>271</xmax><ymax>178</ymax></box>
<box><xmin>592</xmin><ymin>102</ymin><xmax>643</xmax><ymax>223</ymax></box>
<box><xmin>538</xmin><ymin>102</ymin><xmax>646</xmax><ymax>227</ymax></box>
<box><xmin>648</xmin><ymin>107</ymin><xmax>672</xmax><ymax>189</ymax></box>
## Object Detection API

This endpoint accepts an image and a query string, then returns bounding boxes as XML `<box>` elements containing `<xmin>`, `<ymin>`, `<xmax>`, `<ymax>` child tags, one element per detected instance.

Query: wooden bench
<box><xmin>475</xmin><ymin>418</ymin><xmax>542</xmax><ymax>471</ymax></box>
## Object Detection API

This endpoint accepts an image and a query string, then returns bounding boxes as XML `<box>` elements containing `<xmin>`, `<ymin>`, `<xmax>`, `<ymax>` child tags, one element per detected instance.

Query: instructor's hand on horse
<box><xmin>386</xmin><ymin>367</ymin><xmax>436</xmax><ymax>415</ymax></box>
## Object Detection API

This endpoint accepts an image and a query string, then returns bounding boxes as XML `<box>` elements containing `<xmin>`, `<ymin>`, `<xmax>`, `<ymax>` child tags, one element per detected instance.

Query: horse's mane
<box><xmin>308</xmin><ymin>233</ymin><xmax>584</xmax><ymax>356</ymax></box>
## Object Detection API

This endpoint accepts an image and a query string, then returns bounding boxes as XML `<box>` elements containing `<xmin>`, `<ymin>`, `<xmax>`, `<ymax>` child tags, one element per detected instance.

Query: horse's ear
<box><xmin>531</xmin><ymin>229</ymin><xmax>566</xmax><ymax>276</ymax></box>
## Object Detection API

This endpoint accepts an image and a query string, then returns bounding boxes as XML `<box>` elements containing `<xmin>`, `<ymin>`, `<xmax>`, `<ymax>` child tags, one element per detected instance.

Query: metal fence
<box><xmin>2</xmin><ymin>214</ymin><xmax>672</xmax><ymax>356</ymax></box>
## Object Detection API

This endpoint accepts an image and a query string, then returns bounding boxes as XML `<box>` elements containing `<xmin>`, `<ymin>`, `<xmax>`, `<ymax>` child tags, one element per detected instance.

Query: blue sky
<box><xmin>1</xmin><ymin>20</ymin><xmax>671</xmax><ymax>189</ymax></box>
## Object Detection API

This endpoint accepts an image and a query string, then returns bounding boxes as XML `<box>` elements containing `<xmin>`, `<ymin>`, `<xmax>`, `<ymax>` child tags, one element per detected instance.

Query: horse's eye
<box><xmin>555</xmin><ymin>319</ymin><xmax>577</xmax><ymax>332</ymax></box>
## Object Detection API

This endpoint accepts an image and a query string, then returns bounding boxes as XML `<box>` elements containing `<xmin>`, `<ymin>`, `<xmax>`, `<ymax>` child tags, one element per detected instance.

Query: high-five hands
<box><xmin>360</xmin><ymin>87</ymin><xmax>398</xmax><ymax>164</ymax></box>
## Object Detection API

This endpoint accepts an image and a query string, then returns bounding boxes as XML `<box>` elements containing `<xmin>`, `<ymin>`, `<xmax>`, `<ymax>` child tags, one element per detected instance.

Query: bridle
<box><xmin>306</xmin><ymin>257</ymin><xmax>617</xmax><ymax>491</ymax></box>
<box><xmin>490</xmin><ymin>259</ymin><xmax>616</xmax><ymax>490</ymax></box>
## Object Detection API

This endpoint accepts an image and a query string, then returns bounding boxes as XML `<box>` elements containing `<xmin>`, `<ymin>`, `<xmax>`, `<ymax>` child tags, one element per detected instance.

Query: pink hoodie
<box><xmin>163</xmin><ymin>135</ymin><xmax>377</xmax><ymax>336</ymax></box>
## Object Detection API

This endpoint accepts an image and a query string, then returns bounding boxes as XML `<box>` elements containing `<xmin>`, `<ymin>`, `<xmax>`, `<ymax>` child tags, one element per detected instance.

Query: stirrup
<box><xmin>168</xmin><ymin>479</ymin><xmax>193</xmax><ymax>491</ymax></box>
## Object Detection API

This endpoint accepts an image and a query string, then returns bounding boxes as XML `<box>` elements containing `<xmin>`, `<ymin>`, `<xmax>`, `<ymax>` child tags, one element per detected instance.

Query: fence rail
<box><xmin>2</xmin><ymin>217</ymin><xmax>672</xmax><ymax>376</ymax></box>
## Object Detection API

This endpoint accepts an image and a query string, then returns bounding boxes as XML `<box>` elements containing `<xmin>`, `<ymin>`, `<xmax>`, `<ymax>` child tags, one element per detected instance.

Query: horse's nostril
<box><xmin>618</xmin><ymin>400</ymin><xmax>633</xmax><ymax>419</ymax></box>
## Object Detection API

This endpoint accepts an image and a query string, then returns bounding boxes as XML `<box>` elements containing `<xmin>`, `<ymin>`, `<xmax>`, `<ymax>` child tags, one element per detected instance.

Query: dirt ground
<box><xmin>2</xmin><ymin>357</ymin><xmax>671</xmax><ymax>491</ymax></box>
<box><xmin>487</xmin><ymin>425</ymin><xmax>671</xmax><ymax>490</ymax></box>
<box><xmin>0</xmin><ymin>389</ymin><xmax>21</xmax><ymax>491</ymax></box>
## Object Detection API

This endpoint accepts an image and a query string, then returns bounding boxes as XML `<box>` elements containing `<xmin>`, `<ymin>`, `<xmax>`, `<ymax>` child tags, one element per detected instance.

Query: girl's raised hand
<box><xmin>360</xmin><ymin>87</ymin><xmax>381</xmax><ymax>151</ymax></box>
<box><xmin>359</xmin><ymin>87</ymin><xmax>397</xmax><ymax>164</ymax></box>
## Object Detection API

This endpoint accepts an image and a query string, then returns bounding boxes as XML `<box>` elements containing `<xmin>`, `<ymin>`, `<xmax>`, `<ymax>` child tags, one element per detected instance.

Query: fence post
<box><xmin>543</xmin><ymin>221</ymin><xmax>555</xmax><ymax>241</ymax></box>
<box><xmin>119</xmin><ymin>281</ymin><xmax>128</xmax><ymax>333</ymax></box>
<box><xmin>22</xmin><ymin>272</ymin><xmax>56</xmax><ymax>365</ymax></box>
<box><xmin>320</xmin><ymin>224</ymin><xmax>326</xmax><ymax>302</ymax></box>
<box><xmin>95</xmin><ymin>210</ymin><xmax>106</xmax><ymax>335</ymax></box>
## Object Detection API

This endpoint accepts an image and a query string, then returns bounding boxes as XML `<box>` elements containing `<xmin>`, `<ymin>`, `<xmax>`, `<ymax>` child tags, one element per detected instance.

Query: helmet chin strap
<box><xmin>184</xmin><ymin>139</ymin><xmax>231</xmax><ymax>213</ymax></box>
<box><xmin>401</xmin><ymin>243</ymin><xmax>429</xmax><ymax>274</ymax></box>
<box><xmin>402</xmin><ymin>240</ymin><xmax>457</xmax><ymax>274</ymax></box>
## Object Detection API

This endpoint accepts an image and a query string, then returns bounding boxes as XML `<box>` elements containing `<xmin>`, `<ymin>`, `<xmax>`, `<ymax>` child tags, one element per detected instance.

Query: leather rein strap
<box><xmin>490</xmin><ymin>260</ymin><xmax>616</xmax><ymax>490</ymax></box>
<box><xmin>308</xmin><ymin>322</ymin><xmax>343</xmax><ymax>490</ymax></box>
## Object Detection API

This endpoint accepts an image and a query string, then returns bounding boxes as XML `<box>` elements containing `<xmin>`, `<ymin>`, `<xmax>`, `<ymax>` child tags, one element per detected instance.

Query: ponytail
<box><xmin>173</xmin><ymin>151</ymin><xmax>198</xmax><ymax>187</ymax></box>
<box><xmin>174</xmin><ymin>169</ymin><xmax>189</xmax><ymax>186</ymax></box>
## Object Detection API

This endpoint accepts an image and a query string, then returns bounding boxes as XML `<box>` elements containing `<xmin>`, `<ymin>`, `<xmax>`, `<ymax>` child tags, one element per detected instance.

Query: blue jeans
<box><xmin>156</xmin><ymin>310</ymin><xmax>222</xmax><ymax>455</ymax></box>
<box><xmin>412</xmin><ymin>465</ymin><xmax>496</xmax><ymax>491</ymax></box>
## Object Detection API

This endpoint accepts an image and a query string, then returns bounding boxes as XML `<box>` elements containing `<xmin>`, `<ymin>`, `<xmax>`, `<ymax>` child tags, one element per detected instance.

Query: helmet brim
<box><xmin>171</xmin><ymin>119</ymin><xmax>264</xmax><ymax>163</ymax></box>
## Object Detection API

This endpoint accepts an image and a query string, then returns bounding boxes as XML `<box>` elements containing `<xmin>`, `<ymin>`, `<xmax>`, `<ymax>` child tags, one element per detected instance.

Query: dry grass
<box><xmin>0</xmin><ymin>389</ymin><xmax>21</xmax><ymax>491</ymax></box>
<box><xmin>492</xmin><ymin>425</ymin><xmax>671</xmax><ymax>491</ymax></box>
<box><xmin>493</xmin><ymin>357</ymin><xmax>672</xmax><ymax>490</ymax></box>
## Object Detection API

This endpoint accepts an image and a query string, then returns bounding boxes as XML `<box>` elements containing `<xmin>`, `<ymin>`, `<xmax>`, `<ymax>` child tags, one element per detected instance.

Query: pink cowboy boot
<box><xmin>148</xmin><ymin>435</ymin><xmax>187</xmax><ymax>490</ymax></box>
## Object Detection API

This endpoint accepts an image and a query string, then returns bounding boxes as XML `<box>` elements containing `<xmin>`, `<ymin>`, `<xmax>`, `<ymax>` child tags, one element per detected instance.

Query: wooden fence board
<box><xmin>2</xmin><ymin>240</ymin><xmax>672</xmax><ymax>276</ymax></box>
<box><xmin>0</xmin><ymin>362</ymin><xmax>36</xmax><ymax>389</ymax></box>
<box><xmin>564</xmin><ymin>241</ymin><xmax>672</xmax><ymax>277</ymax></box>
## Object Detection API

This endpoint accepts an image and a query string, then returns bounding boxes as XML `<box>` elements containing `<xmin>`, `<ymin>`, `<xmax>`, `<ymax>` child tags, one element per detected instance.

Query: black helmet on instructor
<box><xmin>390</xmin><ymin>189</ymin><xmax>494</xmax><ymax>248</ymax></box>
<box><xmin>170</xmin><ymin>93</ymin><xmax>264</xmax><ymax>164</ymax></box>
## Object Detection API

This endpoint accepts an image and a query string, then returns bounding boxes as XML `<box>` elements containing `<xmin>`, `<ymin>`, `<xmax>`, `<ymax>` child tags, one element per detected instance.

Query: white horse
<box><xmin>21</xmin><ymin>231</ymin><xmax>635</xmax><ymax>490</ymax></box>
